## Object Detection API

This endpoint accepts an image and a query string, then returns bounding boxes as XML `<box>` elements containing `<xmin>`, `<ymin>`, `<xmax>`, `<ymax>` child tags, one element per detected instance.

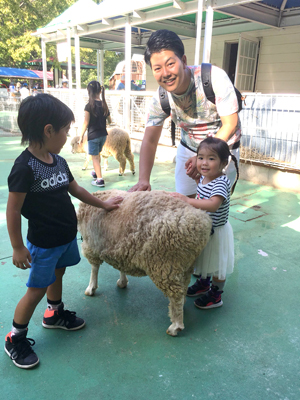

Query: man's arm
<box><xmin>215</xmin><ymin>113</ymin><xmax>238</xmax><ymax>142</ymax></box>
<box><xmin>185</xmin><ymin>112</ymin><xmax>238</xmax><ymax>179</ymax></box>
<box><xmin>129</xmin><ymin>125</ymin><xmax>163</xmax><ymax>192</ymax></box>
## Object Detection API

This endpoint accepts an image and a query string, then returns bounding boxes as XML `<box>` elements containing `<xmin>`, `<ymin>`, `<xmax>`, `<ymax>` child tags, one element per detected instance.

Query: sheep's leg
<box><xmin>167</xmin><ymin>296</ymin><xmax>185</xmax><ymax>336</ymax></box>
<box><xmin>102</xmin><ymin>156</ymin><xmax>109</xmax><ymax>171</ymax></box>
<box><xmin>117</xmin><ymin>271</ymin><xmax>128</xmax><ymax>288</ymax></box>
<box><xmin>124</xmin><ymin>145</ymin><xmax>135</xmax><ymax>175</ymax></box>
<box><xmin>82</xmin><ymin>155</ymin><xmax>91</xmax><ymax>171</ymax></box>
<box><xmin>85</xmin><ymin>263</ymin><xmax>100</xmax><ymax>296</ymax></box>
<box><xmin>115</xmin><ymin>153</ymin><xmax>126</xmax><ymax>176</ymax></box>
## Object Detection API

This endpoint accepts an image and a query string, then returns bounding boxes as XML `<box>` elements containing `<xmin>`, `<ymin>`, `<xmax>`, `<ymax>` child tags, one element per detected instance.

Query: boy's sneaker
<box><xmin>42</xmin><ymin>303</ymin><xmax>85</xmax><ymax>331</ymax></box>
<box><xmin>187</xmin><ymin>279</ymin><xmax>210</xmax><ymax>297</ymax></box>
<box><xmin>90</xmin><ymin>171</ymin><xmax>97</xmax><ymax>180</ymax></box>
<box><xmin>91</xmin><ymin>178</ymin><xmax>105</xmax><ymax>187</ymax></box>
<box><xmin>4</xmin><ymin>330</ymin><xmax>39</xmax><ymax>369</ymax></box>
<box><xmin>194</xmin><ymin>287</ymin><xmax>223</xmax><ymax>309</ymax></box>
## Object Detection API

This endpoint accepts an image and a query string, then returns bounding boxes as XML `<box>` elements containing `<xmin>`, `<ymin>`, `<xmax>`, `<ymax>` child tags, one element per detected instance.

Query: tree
<box><xmin>0</xmin><ymin>0</ymin><xmax>124</xmax><ymax>87</ymax></box>
<box><xmin>0</xmin><ymin>0</ymin><xmax>76</xmax><ymax>67</ymax></box>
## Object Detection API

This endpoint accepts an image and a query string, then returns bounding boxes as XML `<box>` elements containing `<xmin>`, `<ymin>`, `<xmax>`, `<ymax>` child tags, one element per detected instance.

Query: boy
<box><xmin>129</xmin><ymin>29</ymin><xmax>241</xmax><ymax>197</ymax></box>
<box><xmin>5</xmin><ymin>94</ymin><xmax>123</xmax><ymax>369</ymax></box>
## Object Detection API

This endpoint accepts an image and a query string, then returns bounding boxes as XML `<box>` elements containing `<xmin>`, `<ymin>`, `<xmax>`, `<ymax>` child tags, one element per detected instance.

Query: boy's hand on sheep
<box><xmin>169</xmin><ymin>192</ymin><xmax>188</xmax><ymax>203</ymax></box>
<box><xmin>102</xmin><ymin>196</ymin><xmax>124</xmax><ymax>211</ymax></box>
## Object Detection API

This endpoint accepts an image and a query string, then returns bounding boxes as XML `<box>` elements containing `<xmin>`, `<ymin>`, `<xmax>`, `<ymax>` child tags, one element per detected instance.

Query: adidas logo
<box><xmin>41</xmin><ymin>172</ymin><xmax>68</xmax><ymax>188</ymax></box>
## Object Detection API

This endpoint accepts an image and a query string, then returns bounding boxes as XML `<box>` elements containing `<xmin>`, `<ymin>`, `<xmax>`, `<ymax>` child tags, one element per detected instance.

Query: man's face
<box><xmin>150</xmin><ymin>50</ymin><xmax>188</xmax><ymax>95</ymax></box>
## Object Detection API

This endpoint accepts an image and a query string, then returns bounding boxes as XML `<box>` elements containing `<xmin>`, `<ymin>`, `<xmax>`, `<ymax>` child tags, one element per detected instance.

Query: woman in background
<box><xmin>79</xmin><ymin>81</ymin><xmax>112</xmax><ymax>187</ymax></box>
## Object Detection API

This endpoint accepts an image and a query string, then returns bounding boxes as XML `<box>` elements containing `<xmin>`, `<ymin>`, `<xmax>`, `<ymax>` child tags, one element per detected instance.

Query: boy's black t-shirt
<box><xmin>84</xmin><ymin>100</ymin><xmax>110</xmax><ymax>141</ymax></box>
<box><xmin>8</xmin><ymin>149</ymin><xmax>77</xmax><ymax>249</ymax></box>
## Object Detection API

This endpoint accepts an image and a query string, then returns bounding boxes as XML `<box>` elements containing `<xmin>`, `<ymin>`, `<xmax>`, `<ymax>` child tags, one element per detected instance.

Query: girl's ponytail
<box><xmin>101</xmin><ymin>86</ymin><xmax>109</xmax><ymax>117</ymax></box>
<box><xmin>87</xmin><ymin>81</ymin><xmax>101</xmax><ymax>117</ymax></box>
<box><xmin>230</xmin><ymin>153</ymin><xmax>239</xmax><ymax>195</ymax></box>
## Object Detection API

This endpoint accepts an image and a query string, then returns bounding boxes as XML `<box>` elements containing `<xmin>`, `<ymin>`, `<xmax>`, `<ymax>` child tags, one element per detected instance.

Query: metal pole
<box><xmin>97</xmin><ymin>50</ymin><xmax>100</xmax><ymax>82</ymax></box>
<box><xmin>202</xmin><ymin>1</ymin><xmax>214</xmax><ymax>63</ymax></box>
<box><xmin>125</xmin><ymin>16</ymin><xmax>131</xmax><ymax>131</ymax></box>
<box><xmin>100</xmin><ymin>49</ymin><xmax>104</xmax><ymax>85</ymax></box>
<box><xmin>194</xmin><ymin>0</ymin><xmax>203</xmax><ymax>66</ymax></box>
<box><xmin>67</xmin><ymin>27</ymin><xmax>72</xmax><ymax>93</ymax></box>
<box><xmin>74</xmin><ymin>29</ymin><xmax>81</xmax><ymax>90</ymax></box>
<box><xmin>41</xmin><ymin>39</ymin><xmax>48</xmax><ymax>93</ymax></box>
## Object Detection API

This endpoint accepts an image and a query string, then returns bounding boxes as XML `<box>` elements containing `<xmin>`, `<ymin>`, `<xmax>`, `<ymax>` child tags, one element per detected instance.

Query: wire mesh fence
<box><xmin>1</xmin><ymin>90</ymin><xmax>299</xmax><ymax>172</ymax></box>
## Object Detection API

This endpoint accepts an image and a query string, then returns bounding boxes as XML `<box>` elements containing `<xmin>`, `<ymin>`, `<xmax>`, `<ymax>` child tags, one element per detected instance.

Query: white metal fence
<box><xmin>239</xmin><ymin>93</ymin><xmax>300</xmax><ymax>171</ymax></box>
<box><xmin>1</xmin><ymin>90</ymin><xmax>299</xmax><ymax>172</ymax></box>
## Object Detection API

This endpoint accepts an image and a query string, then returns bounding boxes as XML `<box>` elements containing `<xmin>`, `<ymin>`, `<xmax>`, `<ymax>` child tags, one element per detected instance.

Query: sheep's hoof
<box><xmin>85</xmin><ymin>286</ymin><xmax>97</xmax><ymax>296</ymax></box>
<box><xmin>82</xmin><ymin>167</ymin><xmax>87</xmax><ymax>171</ymax></box>
<box><xmin>166</xmin><ymin>323</ymin><xmax>184</xmax><ymax>336</ymax></box>
<box><xmin>119</xmin><ymin>173</ymin><xmax>124</xmax><ymax>176</ymax></box>
<box><xmin>132</xmin><ymin>171</ymin><xmax>135</xmax><ymax>175</ymax></box>
<box><xmin>117</xmin><ymin>278</ymin><xmax>128</xmax><ymax>288</ymax></box>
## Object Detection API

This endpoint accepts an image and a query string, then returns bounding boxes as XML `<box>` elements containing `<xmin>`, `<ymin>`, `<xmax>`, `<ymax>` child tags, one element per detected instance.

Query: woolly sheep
<box><xmin>70</xmin><ymin>127</ymin><xmax>135</xmax><ymax>176</ymax></box>
<box><xmin>77</xmin><ymin>189</ymin><xmax>212</xmax><ymax>336</ymax></box>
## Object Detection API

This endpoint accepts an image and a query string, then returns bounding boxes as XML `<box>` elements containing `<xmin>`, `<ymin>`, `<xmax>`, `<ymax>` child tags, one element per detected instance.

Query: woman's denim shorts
<box><xmin>88</xmin><ymin>136</ymin><xmax>107</xmax><ymax>156</ymax></box>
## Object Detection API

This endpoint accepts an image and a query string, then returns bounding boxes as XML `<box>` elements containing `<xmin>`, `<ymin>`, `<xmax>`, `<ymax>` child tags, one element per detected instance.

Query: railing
<box><xmin>1</xmin><ymin>90</ymin><xmax>299</xmax><ymax>172</ymax></box>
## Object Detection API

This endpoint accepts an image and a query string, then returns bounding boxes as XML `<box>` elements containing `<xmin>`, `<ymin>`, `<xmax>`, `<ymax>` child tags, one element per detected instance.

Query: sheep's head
<box><xmin>70</xmin><ymin>136</ymin><xmax>85</xmax><ymax>154</ymax></box>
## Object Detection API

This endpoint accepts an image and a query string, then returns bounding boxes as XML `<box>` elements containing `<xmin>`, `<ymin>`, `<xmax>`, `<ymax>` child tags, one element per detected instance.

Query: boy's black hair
<box><xmin>197</xmin><ymin>137</ymin><xmax>239</xmax><ymax>194</ymax></box>
<box><xmin>144</xmin><ymin>30</ymin><xmax>185</xmax><ymax>66</ymax></box>
<box><xmin>18</xmin><ymin>93</ymin><xmax>75</xmax><ymax>148</ymax></box>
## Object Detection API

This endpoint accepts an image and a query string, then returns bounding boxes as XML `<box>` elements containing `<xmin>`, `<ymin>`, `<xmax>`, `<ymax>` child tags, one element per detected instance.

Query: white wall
<box><xmin>146</xmin><ymin>25</ymin><xmax>300</xmax><ymax>94</ymax></box>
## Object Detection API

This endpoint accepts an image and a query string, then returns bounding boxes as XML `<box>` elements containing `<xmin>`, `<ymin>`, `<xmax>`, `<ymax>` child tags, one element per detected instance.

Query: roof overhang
<box><xmin>32</xmin><ymin>0</ymin><xmax>300</xmax><ymax>52</ymax></box>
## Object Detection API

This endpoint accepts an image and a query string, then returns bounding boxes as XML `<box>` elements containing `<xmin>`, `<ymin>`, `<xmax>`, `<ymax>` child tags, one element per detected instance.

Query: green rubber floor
<box><xmin>0</xmin><ymin>134</ymin><xmax>299</xmax><ymax>400</ymax></box>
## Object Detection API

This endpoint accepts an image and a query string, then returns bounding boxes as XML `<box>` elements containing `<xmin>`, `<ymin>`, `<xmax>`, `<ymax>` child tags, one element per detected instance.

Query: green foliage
<box><xmin>103</xmin><ymin>52</ymin><xmax>124</xmax><ymax>88</ymax></box>
<box><xmin>0</xmin><ymin>0</ymin><xmax>76</xmax><ymax>67</ymax></box>
<box><xmin>0</xmin><ymin>0</ymin><xmax>124</xmax><ymax>88</ymax></box>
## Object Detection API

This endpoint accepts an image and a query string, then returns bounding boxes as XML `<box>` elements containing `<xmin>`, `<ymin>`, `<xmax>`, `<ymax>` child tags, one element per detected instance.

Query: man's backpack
<box><xmin>159</xmin><ymin>63</ymin><xmax>244</xmax><ymax>116</ymax></box>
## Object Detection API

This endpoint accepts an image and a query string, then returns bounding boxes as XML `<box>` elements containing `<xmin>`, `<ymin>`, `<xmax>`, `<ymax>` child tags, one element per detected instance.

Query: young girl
<box><xmin>170</xmin><ymin>137</ymin><xmax>238</xmax><ymax>309</ymax></box>
<box><xmin>79</xmin><ymin>81</ymin><xmax>112</xmax><ymax>187</ymax></box>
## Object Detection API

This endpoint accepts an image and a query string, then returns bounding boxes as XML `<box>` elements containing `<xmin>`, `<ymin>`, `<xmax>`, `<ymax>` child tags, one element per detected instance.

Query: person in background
<box><xmin>79</xmin><ymin>81</ymin><xmax>112</xmax><ymax>187</ymax></box>
<box><xmin>116</xmin><ymin>76</ymin><xmax>125</xmax><ymax>90</ymax></box>
<box><xmin>9</xmin><ymin>80</ymin><xmax>15</xmax><ymax>95</ymax></box>
<box><xmin>20</xmin><ymin>83</ymin><xmax>30</xmax><ymax>100</ymax></box>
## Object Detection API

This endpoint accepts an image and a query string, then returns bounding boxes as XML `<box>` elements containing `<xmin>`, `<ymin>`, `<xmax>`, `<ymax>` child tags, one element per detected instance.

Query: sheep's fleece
<box><xmin>77</xmin><ymin>189</ymin><xmax>212</xmax><ymax>336</ymax></box>
<box><xmin>70</xmin><ymin>127</ymin><xmax>135</xmax><ymax>175</ymax></box>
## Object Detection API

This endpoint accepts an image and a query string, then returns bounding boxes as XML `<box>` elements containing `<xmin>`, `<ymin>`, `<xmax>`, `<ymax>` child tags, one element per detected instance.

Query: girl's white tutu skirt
<box><xmin>193</xmin><ymin>221</ymin><xmax>234</xmax><ymax>280</ymax></box>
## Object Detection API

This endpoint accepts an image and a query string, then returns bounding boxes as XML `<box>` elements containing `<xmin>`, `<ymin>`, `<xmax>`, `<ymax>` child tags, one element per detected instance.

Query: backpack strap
<box><xmin>201</xmin><ymin>63</ymin><xmax>215</xmax><ymax>105</ymax></box>
<box><xmin>159</xmin><ymin>85</ymin><xmax>171</xmax><ymax>116</ymax></box>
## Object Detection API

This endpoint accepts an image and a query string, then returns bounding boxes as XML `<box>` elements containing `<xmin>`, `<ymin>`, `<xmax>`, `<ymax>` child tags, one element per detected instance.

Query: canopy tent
<box><xmin>0</xmin><ymin>67</ymin><xmax>40</xmax><ymax>79</ymax></box>
<box><xmin>32</xmin><ymin>0</ymin><xmax>300</xmax><ymax>128</ymax></box>
<box><xmin>30</xmin><ymin>70</ymin><xmax>54</xmax><ymax>80</ymax></box>
<box><xmin>33</xmin><ymin>0</ymin><xmax>300</xmax><ymax>54</ymax></box>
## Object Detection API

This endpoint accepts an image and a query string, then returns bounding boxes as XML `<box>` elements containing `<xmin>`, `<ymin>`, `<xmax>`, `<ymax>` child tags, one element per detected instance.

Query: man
<box><xmin>129</xmin><ymin>29</ymin><xmax>241</xmax><ymax>197</ymax></box>
<box><xmin>62</xmin><ymin>80</ymin><xmax>68</xmax><ymax>89</ymax></box>
<box><xmin>20</xmin><ymin>83</ymin><xmax>30</xmax><ymax>100</ymax></box>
